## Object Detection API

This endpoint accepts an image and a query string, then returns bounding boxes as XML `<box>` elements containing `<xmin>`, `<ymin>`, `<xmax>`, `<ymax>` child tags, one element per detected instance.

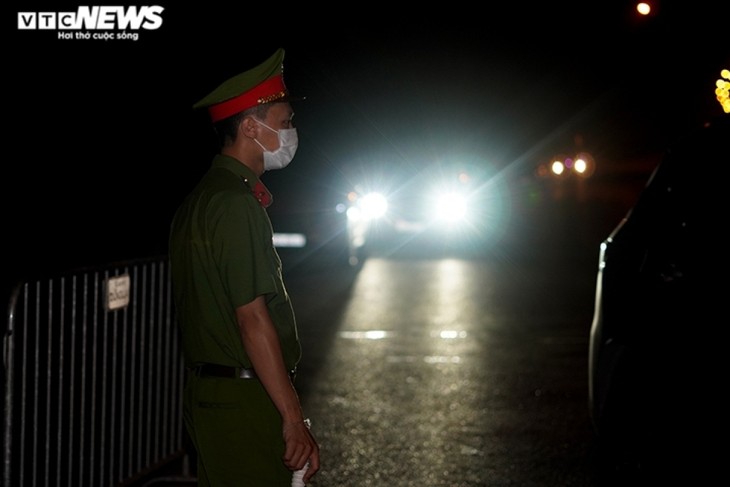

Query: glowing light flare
<box><xmin>272</xmin><ymin>233</ymin><xmax>306</xmax><ymax>248</ymax></box>
<box><xmin>550</xmin><ymin>160</ymin><xmax>565</xmax><ymax>176</ymax></box>
<box><xmin>573</xmin><ymin>152</ymin><xmax>596</xmax><ymax>178</ymax></box>
<box><xmin>433</xmin><ymin>330</ymin><xmax>468</xmax><ymax>339</ymax></box>
<box><xmin>457</xmin><ymin>171</ymin><xmax>470</xmax><ymax>184</ymax></box>
<box><xmin>358</xmin><ymin>192</ymin><xmax>388</xmax><ymax>220</ymax></box>
<box><xmin>545</xmin><ymin>152</ymin><xmax>595</xmax><ymax>178</ymax></box>
<box><xmin>433</xmin><ymin>191</ymin><xmax>468</xmax><ymax>222</ymax></box>
<box><xmin>346</xmin><ymin>205</ymin><xmax>362</xmax><ymax>222</ymax></box>
<box><xmin>636</xmin><ymin>2</ymin><xmax>651</xmax><ymax>15</ymax></box>
<box><xmin>339</xmin><ymin>330</ymin><xmax>389</xmax><ymax>340</ymax></box>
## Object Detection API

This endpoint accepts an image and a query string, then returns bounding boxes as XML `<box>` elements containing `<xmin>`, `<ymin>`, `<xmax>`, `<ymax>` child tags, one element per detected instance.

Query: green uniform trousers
<box><xmin>184</xmin><ymin>373</ymin><xmax>292</xmax><ymax>486</ymax></box>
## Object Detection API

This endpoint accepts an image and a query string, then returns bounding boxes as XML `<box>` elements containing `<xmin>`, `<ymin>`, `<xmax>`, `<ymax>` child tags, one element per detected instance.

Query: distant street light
<box><xmin>636</xmin><ymin>2</ymin><xmax>651</xmax><ymax>16</ymax></box>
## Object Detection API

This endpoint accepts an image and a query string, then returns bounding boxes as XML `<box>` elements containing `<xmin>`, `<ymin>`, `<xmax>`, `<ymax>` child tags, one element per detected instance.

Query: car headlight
<box><xmin>432</xmin><ymin>191</ymin><xmax>468</xmax><ymax>223</ymax></box>
<box><xmin>355</xmin><ymin>192</ymin><xmax>388</xmax><ymax>221</ymax></box>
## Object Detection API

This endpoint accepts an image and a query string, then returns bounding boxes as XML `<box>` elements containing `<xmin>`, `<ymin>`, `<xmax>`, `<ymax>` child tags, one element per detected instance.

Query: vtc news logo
<box><xmin>17</xmin><ymin>5</ymin><xmax>164</xmax><ymax>30</ymax></box>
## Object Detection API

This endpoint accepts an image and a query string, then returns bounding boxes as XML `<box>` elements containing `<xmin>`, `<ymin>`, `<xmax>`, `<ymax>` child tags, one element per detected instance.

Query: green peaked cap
<box><xmin>193</xmin><ymin>48</ymin><xmax>293</xmax><ymax>122</ymax></box>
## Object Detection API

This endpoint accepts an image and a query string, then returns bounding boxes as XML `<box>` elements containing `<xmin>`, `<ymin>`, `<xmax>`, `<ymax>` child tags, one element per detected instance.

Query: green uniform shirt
<box><xmin>169</xmin><ymin>154</ymin><xmax>301</xmax><ymax>370</ymax></box>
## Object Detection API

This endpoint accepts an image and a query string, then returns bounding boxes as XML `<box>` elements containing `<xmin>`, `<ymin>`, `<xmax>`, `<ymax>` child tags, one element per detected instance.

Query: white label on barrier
<box><xmin>106</xmin><ymin>274</ymin><xmax>130</xmax><ymax>310</ymax></box>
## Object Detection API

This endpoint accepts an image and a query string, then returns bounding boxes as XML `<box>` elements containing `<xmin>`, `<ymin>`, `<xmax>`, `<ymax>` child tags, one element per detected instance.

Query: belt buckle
<box><xmin>238</xmin><ymin>368</ymin><xmax>257</xmax><ymax>379</ymax></box>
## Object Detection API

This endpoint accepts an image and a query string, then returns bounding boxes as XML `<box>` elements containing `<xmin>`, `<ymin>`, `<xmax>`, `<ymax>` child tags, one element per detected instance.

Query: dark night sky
<box><xmin>5</xmin><ymin>1</ymin><xmax>728</xmax><ymax>291</ymax></box>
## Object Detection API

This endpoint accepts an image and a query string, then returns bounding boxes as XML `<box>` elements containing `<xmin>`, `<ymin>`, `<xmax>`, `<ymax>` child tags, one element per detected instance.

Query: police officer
<box><xmin>169</xmin><ymin>48</ymin><xmax>320</xmax><ymax>486</ymax></box>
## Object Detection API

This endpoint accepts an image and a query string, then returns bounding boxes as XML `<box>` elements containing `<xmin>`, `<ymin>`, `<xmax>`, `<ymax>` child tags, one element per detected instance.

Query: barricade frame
<box><xmin>2</xmin><ymin>255</ymin><xmax>192</xmax><ymax>487</ymax></box>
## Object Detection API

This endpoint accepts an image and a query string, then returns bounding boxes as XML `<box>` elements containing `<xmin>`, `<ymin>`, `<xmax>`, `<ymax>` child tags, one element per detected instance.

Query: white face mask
<box><xmin>253</xmin><ymin>119</ymin><xmax>298</xmax><ymax>171</ymax></box>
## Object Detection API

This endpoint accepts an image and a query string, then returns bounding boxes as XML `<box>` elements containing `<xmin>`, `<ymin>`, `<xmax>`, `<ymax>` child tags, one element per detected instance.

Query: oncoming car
<box><xmin>344</xmin><ymin>161</ymin><xmax>510</xmax><ymax>258</ymax></box>
<box><xmin>265</xmin><ymin>157</ymin><xmax>513</xmax><ymax>270</ymax></box>
<box><xmin>588</xmin><ymin>115</ymin><xmax>727</xmax><ymax>479</ymax></box>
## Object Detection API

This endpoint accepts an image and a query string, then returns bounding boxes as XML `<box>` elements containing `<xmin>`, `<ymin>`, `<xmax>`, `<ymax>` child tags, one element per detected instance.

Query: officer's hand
<box><xmin>283</xmin><ymin>421</ymin><xmax>320</xmax><ymax>482</ymax></box>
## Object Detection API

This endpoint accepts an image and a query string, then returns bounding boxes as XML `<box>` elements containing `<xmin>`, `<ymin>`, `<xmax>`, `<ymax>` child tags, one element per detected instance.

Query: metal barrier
<box><xmin>2</xmin><ymin>256</ymin><xmax>191</xmax><ymax>487</ymax></box>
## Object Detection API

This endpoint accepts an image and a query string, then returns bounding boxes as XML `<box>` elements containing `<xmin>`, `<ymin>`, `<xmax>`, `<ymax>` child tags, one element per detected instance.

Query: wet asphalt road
<box><xmin>283</xmin><ymin>206</ymin><xmax>616</xmax><ymax>487</ymax></box>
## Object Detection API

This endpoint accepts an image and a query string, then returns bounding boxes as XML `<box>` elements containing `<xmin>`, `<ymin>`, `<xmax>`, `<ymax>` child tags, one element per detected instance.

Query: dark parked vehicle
<box><xmin>588</xmin><ymin>115</ymin><xmax>727</xmax><ymax>481</ymax></box>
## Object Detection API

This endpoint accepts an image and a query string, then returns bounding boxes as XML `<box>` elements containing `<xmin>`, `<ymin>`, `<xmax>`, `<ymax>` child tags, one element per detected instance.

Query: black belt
<box><xmin>193</xmin><ymin>363</ymin><xmax>296</xmax><ymax>381</ymax></box>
